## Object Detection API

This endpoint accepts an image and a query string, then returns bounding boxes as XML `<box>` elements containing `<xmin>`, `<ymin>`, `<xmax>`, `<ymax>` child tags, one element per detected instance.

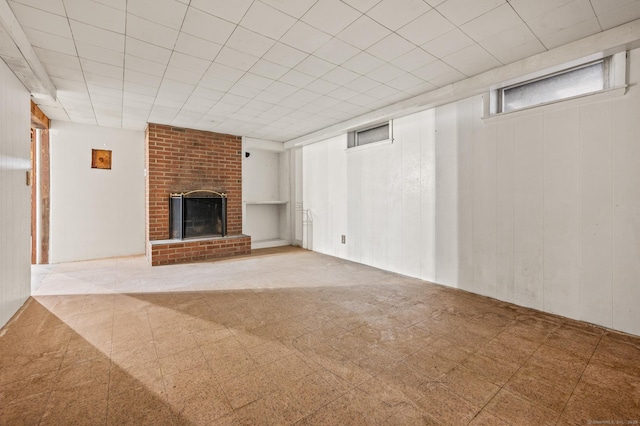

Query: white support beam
<box><xmin>0</xmin><ymin>0</ymin><xmax>56</xmax><ymax>100</ymax></box>
<box><xmin>284</xmin><ymin>18</ymin><xmax>640</xmax><ymax>149</ymax></box>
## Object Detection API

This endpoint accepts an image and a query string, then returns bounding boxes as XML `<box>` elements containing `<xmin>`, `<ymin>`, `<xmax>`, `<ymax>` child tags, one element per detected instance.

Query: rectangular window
<box><xmin>347</xmin><ymin>122</ymin><xmax>392</xmax><ymax>148</ymax></box>
<box><xmin>499</xmin><ymin>60</ymin><xmax>607</xmax><ymax>113</ymax></box>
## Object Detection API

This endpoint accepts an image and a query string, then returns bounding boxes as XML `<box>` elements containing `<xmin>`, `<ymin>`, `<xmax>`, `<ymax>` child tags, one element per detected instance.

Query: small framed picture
<box><xmin>91</xmin><ymin>149</ymin><xmax>112</xmax><ymax>169</ymax></box>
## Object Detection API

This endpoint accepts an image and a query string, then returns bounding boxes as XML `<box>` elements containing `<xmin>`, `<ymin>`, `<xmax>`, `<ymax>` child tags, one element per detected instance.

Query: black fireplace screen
<box><xmin>170</xmin><ymin>190</ymin><xmax>227</xmax><ymax>239</ymax></box>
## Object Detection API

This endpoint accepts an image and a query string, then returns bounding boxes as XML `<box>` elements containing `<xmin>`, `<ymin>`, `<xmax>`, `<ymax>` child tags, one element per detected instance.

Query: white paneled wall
<box><xmin>301</xmin><ymin>49</ymin><xmax>640</xmax><ymax>336</ymax></box>
<box><xmin>50</xmin><ymin>121</ymin><xmax>145</xmax><ymax>263</ymax></box>
<box><xmin>0</xmin><ymin>60</ymin><xmax>31</xmax><ymax>327</ymax></box>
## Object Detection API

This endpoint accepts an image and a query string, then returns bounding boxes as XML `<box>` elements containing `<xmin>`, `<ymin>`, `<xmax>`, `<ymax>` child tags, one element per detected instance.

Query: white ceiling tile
<box><xmin>305</xmin><ymin>78</ymin><xmax>340</xmax><ymax>94</ymax></box>
<box><xmin>313</xmin><ymin>38</ymin><xmax>360</xmax><ymax>65</ymax></box>
<box><xmin>9</xmin><ymin>0</ymin><xmax>66</xmax><ymax>16</ymax></box>
<box><xmin>227</xmin><ymin>84</ymin><xmax>261</xmax><ymax>98</ymax></box>
<box><xmin>591</xmin><ymin>0</ymin><xmax>637</xmax><ymax>15</ymax></box>
<box><xmin>164</xmin><ymin>66</ymin><xmax>204</xmax><ymax>85</ymax></box>
<box><xmin>221</xmin><ymin>93</ymin><xmax>251</xmax><ymax>107</ymax></box>
<box><xmin>596</xmin><ymin>1</ymin><xmax>640</xmax><ymax>30</ymax></box>
<box><xmin>461</xmin><ymin>3</ymin><xmax>523</xmax><ymax>41</ymax></box>
<box><xmin>367</xmin><ymin>33</ymin><xmax>415</xmax><ymax>62</ymax></box>
<box><xmin>38</xmin><ymin>106</ymin><xmax>69</xmax><ymax>121</ymax></box>
<box><xmin>240</xmin><ymin>2</ymin><xmax>297</xmax><ymax>39</ymax></box>
<box><xmin>508</xmin><ymin>0</ymin><xmax>573</xmax><ymax>21</ymax></box>
<box><xmin>391</xmin><ymin>48</ymin><xmax>437</xmax><ymax>71</ymax></box>
<box><xmin>368</xmin><ymin>0</ymin><xmax>432</xmax><ymax>31</ymax></box>
<box><xmin>295</xmin><ymin>56</ymin><xmax>336</xmax><ymax>78</ymax></box>
<box><xmin>280</xmin><ymin>22</ymin><xmax>332</xmax><ymax>54</ymax></box>
<box><xmin>128</xmin><ymin>0</ymin><xmax>187</xmax><ymax>29</ymax></box>
<box><xmin>64</xmin><ymin>0</ymin><xmax>125</xmax><ymax>33</ymax></box>
<box><xmin>397</xmin><ymin>9</ymin><xmax>454</xmax><ymax>45</ymax></box>
<box><xmin>125</xmin><ymin>37</ymin><xmax>171</xmax><ymax>64</ymax></box>
<box><xmin>341</xmin><ymin>0</ymin><xmax>382</xmax><ymax>13</ymax></box>
<box><xmin>263</xmin><ymin>42</ymin><xmax>308</xmax><ymax>68</ymax></box>
<box><xmin>126</xmin><ymin>14</ymin><xmax>178</xmax><ymax>49</ymax></box>
<box><xmin>125</xmin><ymin>54</ymin><xmax>166</xmax><ymax>76</ymax></box>
<box><xmin>206</xmin><ymin>63</ymin><xmax>247</xmax><ymax>82</ymax></box>
<box><xmin>250</xmin><ymin>59</ymin><xmax>289</xmax><ymax>80</ymax></box>
<box><xmin>537</xmin><ymin>17</ymin><xmax>601</xmax><ymax>49</ymax></box>
<box><xmin>479</xmin><ymin>24</ymin><xmax>546</xmax><ymax>64</ymax></box>
<box><xmin>436</xmin><ymin>0</ymin><xmax>505</xmax><ymax>26</ymax></box>
<box><xmin>348</xmin><ymin>75</ymin><xmax>380</xmax><ymax>92</ymax></box>
<box><xmin>45</xmin><ymin>64</ymin><xmax>84</xmax><ymax>81</ymax></box>
<box><xmin>237</xmin><ymin>73</ymin><xmax>274</xmax><ymax>90</ymax></box>
<box><xmin>199</xmin><ymin>76</ymin><xmax>234</xmax><ymax>92</ymax></box>
<box><xmin>254</xmin><ymin>90</ymin><xmax>287</xmax><ymax>104</ymax></box>
<box><xmin>190</xmin><ymin>0</ymin><xmax>253</xmax><ymax>24</ymax></box>
<box><xmin>226</xmin><ymin>27</ymin><xmax>276</xmax><ymax>58</ymax></box>
<box><xmin>366</xmin><ymin>84</ymin><xmax>401</xmax><ymax>99</ymax></box>
<box><xmin>336</xmin><ymin>15</ymin><xmax>391</xmax><ymax>50</ymax></box>
<box><xmin>412</xmin><ymin>59</ymin><xmax>460</xmax><ymax>81</ymax></box>
<box><xmin>181</xmin><ymin>7</ymin><xmax>237</xmax><ymax>44</ymax></box>
<box><xmin>159</xmin><ymin>78</ymin><xmax>195</xmax><ymax>95</ymax></box>
<box><xmin>10</xmin><ymin>2</ymin><xmax>72</xmax><ymax>37</ymax></box>
<box><xmin>422</xmin><ymin>28</ymin><xmax>473</xmax><ymax>58</ymax></box>
<box><xmin>87</xmin><ymin>84</ymin><xmax>122</xmax><ymax>98</ymax></box>
<box><xmin>94</xmin><ymin>0</ymin><xmax>126</xmax><ymax>10</ymax></box>
<box><xmin>366</xmin><ymin>63</ymin><xmax>406</xmax><ymax>83</ymax></box>
<box><xmin>22</xmin><ymin>27</ymin><xmax>76</xmax><ymax>55</ymax></box>
<box><xmin>259</xmin><ymin>0</ymin><xmax>317</xmax><ymax>18</ymax></box>
<box><xmin>279</xmin><ymin>69</ymin><xmax>316</xmax><ymax>87</ymax></box>
<box><xmin>328</xmin><ymin>87</ymin><xmax>359</xmax><ymax>101</ymax></box>
<box><xmin>301</xmin><ymin>0</ymin><xmax>361</xmax><ymax>36</ymax></box>
<box><xmin>34</xmin><ymin>47</ymin><xmax>81</xmax><ymax>70</ymax></box>
<box><xmin>191</xmin><ymin>86</ymin><xmax>224</xmax><ymax>102</ymax></box>
<box><xmin>124</xmin><ymin>81</ymin><xmax>160</xmax><ymax>97</ymax></box>
<box><xmin>342</xmin><ymin>51</ymin><xmax>385</xmax><ymax>74</ymax></box>
<box><xmin>80</xmin><ymin>58</ymin><xmax>122</xmax><ymax>79</ymax></box>
<box><xmin>424</xmin><ymin>0</ymin><xmax>446</xmax><ymax>6</ymax></box>
<box><xmin>70</xmin><ymin>20</ymin><xmax>124</xmax><ymax>51</ymax></box>
<box><xmin>443</xmin><ymin>44</ymin><xmax>501</xmax><ymax>76</ymax></box>
<box><xmin>402</xmin><ymin>81</ymin><xmax>437</xmax><ymax>96</ymax></box>
<box><xmin>528</xmin><ymin>0</ymin><xmax>597</xmax><ymax>38</ymax></box>
<box><xmin>76</xmin><ymin>41</ymin><xmax>124</xmax><ymax>67</ymax></box>
<box><xmin>347</xmin><ymin>93</ymin><xmax>379</xmax><ymax>107</ymax></box>
<box><xmin>321</xmin><ymin>67</ymin><xmax>360</xmax><ymax>85</ymax></box>
<box><xmin>386</xmin><ymin>72</ymin><xmax>425</xmax><ymax>91</ymax></box>
<box><xmin>174</xmin><ymin>33</ymin><xmax>222</xmax><ymax>61</ymax></box>
<box><xmin>124</xmin><ymin>69</ymin><xmax>162</xmax><ymax>86</ymax></box>
<box><xmin>215</xmin><ymin>47</ymin><xmax>259</xmax><ymax>71</ymax></box>
<box><xmin>84</xmin><ymin>73</ymin><xmax>123</xmax><ymax>89</ymax></box>
<box><xmin>289</xmin><ymin>88</ymin><xmax>322</xmax><ymax>102</ymax></box>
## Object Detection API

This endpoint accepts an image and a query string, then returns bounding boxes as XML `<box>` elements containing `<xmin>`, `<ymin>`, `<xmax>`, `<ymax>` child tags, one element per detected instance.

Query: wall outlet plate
<box><xmin>341</xmin><ymin>235</ymin><xmax>346</xmax><ymax>244</ymax></box>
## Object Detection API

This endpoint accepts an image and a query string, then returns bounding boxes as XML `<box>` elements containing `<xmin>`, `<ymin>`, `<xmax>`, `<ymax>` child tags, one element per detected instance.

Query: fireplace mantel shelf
<box><xmin>244</xmin><ymin>200</ymin><xmax>288</xmax><ymax>205</ymax></box>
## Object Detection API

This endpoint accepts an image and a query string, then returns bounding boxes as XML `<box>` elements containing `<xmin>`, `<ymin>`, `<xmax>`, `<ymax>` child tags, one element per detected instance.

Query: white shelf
<box><xmin>245</xmin><ymin>200</ymin><xmax>288</xmax><ymax>205</ymax></box>
<box><xmin>252</xmin><ymin>238</ymin><xmax>290</xmax><ymax>249</ymax></box>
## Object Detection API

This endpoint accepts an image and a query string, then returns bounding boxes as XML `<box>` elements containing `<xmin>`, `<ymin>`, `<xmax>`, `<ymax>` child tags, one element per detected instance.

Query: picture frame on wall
<box><xmin>91</xmin><ymin>149</ymin><xmax>112</xmax><ymax>169</ymax></box>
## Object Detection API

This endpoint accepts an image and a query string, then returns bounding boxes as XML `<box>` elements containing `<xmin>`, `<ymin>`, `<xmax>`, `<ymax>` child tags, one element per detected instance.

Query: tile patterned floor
<box><xmin>2</xmin><ymin>247</ymin><xmax>639</xmax><ymax>425</ymax></box>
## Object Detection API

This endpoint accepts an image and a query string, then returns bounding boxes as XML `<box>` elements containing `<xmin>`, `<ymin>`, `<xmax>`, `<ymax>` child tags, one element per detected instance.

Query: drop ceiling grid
<box><xmin>5</xmin><ymin>0</ymin><xmax>640</xmax><ymax>140</ymax></box>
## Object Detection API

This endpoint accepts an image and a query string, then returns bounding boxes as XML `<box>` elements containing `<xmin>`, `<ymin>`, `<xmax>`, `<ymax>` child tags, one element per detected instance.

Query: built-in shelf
<box><xmin>245</xmin><ymin>200</ymin><xmax>288</xmax><ymax>205</ymax></box>
<box><xmin>242</xmin><ymin>138</ymin><xmax>291</xmax><ymax>250</ymax></box>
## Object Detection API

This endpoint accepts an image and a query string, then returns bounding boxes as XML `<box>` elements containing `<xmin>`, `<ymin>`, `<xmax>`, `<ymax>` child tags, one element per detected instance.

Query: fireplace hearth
<box><xmin>170</xmin><ymin>190</ymin><xmax>227</xmax><ymax>239</ymax></box>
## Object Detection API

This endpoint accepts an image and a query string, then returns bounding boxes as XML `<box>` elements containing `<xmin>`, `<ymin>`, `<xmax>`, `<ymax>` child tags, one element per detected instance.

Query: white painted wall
<box><xmin>301</xmin><ymin>49</ymin><xmax>640</xmax><ymax>336</ymax></box>
<box><xmin>49</xmin><ymin>121</ymin><xmax>145</xmax><ymax>263</ymax></box>
<box><xmin>0</xmin><ymin>59</ymin><xmax>31</xmax><ymax>327</ymax></box>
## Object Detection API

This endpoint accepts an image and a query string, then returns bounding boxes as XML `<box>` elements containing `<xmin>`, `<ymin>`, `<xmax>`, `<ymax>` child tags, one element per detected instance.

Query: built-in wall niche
<box><xmin>242</xmin><ymin>138</ymin><xmax>290</xmax><ymax>249</ymax></box>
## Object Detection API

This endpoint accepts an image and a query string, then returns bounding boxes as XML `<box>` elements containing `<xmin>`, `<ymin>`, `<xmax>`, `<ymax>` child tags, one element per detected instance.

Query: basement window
<box><xmin>484</xmin><ymin>52</ymin><xmax>627</xmax><ymax>119</ymax></box>
<box><xmin>499</xmin><ymin>60</ymin><xmax>607</xmax><ymax>113</ymax></box>
<box><xmin>347</xmin><ymin>121</ymin><xmax>392</xmax><ymax>149</ymax></box>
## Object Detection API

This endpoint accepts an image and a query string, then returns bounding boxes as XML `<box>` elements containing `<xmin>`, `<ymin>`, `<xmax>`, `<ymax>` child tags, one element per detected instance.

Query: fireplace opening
<box><xmin>170</xmin><ymin>190</ymin><xmax>227</xmax><ymax>239</ymax></box>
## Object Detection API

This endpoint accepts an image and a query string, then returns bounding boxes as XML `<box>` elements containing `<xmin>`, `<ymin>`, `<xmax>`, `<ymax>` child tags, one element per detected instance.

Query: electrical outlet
<box><xmin>341</xmin><ymin>235</ymin><xmax>346</xmax><ymax>244</ymax></box>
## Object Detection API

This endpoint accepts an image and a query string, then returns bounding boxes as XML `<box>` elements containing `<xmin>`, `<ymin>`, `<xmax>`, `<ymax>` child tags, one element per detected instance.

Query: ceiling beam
<box><xmin>0</xmin><ymin>0</ymin><xmax>56</xmax><ymax>100</ymax></box>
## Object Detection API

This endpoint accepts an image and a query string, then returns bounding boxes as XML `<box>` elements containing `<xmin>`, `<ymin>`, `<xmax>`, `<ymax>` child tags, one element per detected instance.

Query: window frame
<box><xmin>347</xmin><ymin>121</ymin><xmax>393</xmax><ymax>150</ymax></box>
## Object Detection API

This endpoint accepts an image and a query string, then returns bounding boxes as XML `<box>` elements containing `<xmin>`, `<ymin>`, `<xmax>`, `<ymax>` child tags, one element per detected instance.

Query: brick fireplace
<box><xmin>145</xmin><ymin>123</ymin><xmax>251</xmax><ymax>266</ymax></box>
